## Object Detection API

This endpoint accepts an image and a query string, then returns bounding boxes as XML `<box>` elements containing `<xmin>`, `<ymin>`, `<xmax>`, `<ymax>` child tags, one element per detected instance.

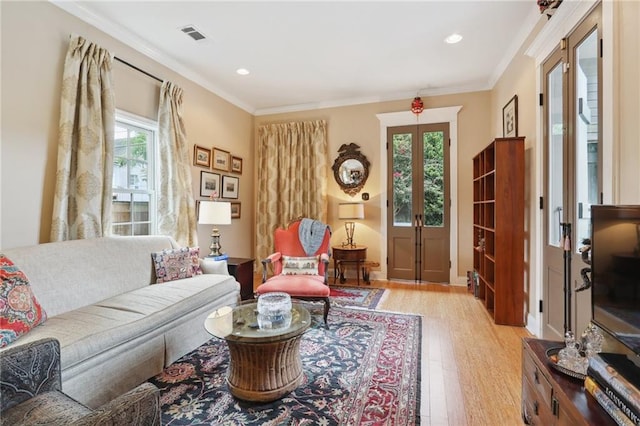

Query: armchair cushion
<box><xmin>257</xmin><ymin>275</ymin><xmax>330</xmax><ymax>297</ymax></box>
<box><xmin>0</xmin><ymin>256</ymin><xmax>47</xmax><ymax>348</ymax></box>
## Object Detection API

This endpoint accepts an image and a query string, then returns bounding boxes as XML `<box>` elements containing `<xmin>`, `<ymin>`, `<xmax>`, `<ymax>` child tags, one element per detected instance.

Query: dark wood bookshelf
<box><xmin>472</xmin><ymin>137</ymin><xmax>525</xmax><ymax>325</ymax></box>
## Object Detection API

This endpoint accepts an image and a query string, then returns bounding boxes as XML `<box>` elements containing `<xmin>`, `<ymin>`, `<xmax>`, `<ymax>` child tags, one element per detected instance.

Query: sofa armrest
<box><xmin>0</xmin><ymin>338</ymin><xmax>62</xmax><ymax>412</ymax></box>
<box><xmin>71</xmin><ymin>382</ymin><xmax>161</xmax><ymax>426</ymax></box>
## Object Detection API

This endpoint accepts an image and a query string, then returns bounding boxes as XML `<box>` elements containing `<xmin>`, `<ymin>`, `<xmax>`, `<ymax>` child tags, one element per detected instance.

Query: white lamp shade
<box><xmin>198</xmin><ymin>201</ymin><xmax>231</xmax><ymax>225</ymax></box>
<box><xmin>204</xmin><ymin>306</ymin><xmax>233</xmax><ymax>338</ymax></box>
<box><xmin>338</xmin><ymin>203</ymin><xmax>365</xmax><ymax>220</ymax></box>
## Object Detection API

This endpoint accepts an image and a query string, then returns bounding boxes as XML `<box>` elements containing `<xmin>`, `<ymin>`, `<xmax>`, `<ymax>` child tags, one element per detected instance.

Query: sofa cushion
<box><xmin>0</xmin><ymin>256</ymin><xmax>47</xmax><ymax>348</ymax></box>
<box><xmin>7</xmin><ymin>274</ymin><xmax>239</xmax><ymax>372</ymax></box>
<box><xmin>199</xmin><ymin>258</ymin><xmax>229</xmax><ymax>275</ymax></box>
<box><xmin>151</xmin><ymin>247</ymin><xmax>202</xmax><ymax>283</ymax></box>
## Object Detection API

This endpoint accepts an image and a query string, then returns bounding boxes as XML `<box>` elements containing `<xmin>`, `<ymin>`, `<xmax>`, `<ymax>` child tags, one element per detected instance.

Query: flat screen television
<box><xmin>591</xmin><ymin>205</ymin><xmax>640</xmax><ymax>358</ymax></box>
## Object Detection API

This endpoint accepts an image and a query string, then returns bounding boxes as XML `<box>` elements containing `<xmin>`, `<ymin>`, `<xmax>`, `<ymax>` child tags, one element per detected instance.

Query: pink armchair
<box><xmin>256</xmin><ymin>219</ymin><xmax>331</xmax><ymax>323</ymax></box>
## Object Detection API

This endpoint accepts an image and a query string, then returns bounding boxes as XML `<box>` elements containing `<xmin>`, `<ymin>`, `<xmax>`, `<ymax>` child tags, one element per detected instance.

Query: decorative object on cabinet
<box><xmin>212</xmin><ymin>147</ymin><xmax>230</xmax><ymax>171</ymax></box>
<box><xmin>230</xmin><ymin>202</ymin><xmax>241</xmax><ymax>219</ymax></box>
<box><xmin>200</xmin><ymin>171</ymin><xmax>220</xmax><ymax>198</ymax></box>
<box><xmin>222</xmin><ymin>175</ymin><xmax>239</xmax><ymax>199</ymax></box>
<box><xmin>502</xmin><ymin>95</ymin><xmax>518</xmax><ymax>137</ymax></box>
<box><xmin>338</xmin><ymin>202</ymin><xmax>364</xmax><ymax>247</ymax></box>
<box><xmin>522</xmin><ymin>338</ymin><xmax>614</xmax><ymax>425</ymax></box>
<box><xmin>332</xmin><ymin>143</ymin><xmax>370</xmax><ymax>196</ymax></box>
<box><xmin>193</xmin><ymin>145</ymin><xmax>211</xmax><ymax>168</ymax></box>
<box><xmin>231</xmin><ymin>156</ymin><xmax>243</xmax><ymax>174</ymax></box>
<box><xmin>472</xmin><ymin>137</ymin><xmax>524</xmax><ymax>325</ymax></box>
<box><xmin>198</xmin><ymin>200</ymin><xmax>231</xmax><ymax>256</ymax></box>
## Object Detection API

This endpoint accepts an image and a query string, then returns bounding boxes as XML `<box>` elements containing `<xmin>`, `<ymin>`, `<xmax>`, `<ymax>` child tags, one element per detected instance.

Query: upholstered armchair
<box><xmin>256</xmin><ymin>218</ymin><xmax>332</xmax><ymax>323</ymax></box>
<box><xmin>0</xmin><ymin>338</ymin><xmax>161</xmax><ymax>426</ymax></box>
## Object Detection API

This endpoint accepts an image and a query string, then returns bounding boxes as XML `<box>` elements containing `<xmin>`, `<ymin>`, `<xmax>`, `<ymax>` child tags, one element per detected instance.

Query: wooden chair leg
<box><xmin>323</xmin><ymin>297</ymin><xmax>330</xmax><ymax>326</ymax></box>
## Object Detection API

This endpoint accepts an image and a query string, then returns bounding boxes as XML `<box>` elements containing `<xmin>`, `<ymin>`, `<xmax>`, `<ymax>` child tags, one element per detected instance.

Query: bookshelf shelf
<box><xmin>472</xmin><ymin>137</ymin><xmax>525</xmax><ymax>326</ymax></box>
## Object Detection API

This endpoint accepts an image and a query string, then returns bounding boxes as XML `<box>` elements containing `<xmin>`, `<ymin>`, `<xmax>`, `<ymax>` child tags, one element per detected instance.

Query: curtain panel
<box><xmin>256</xmin><ymin>120</ymin><xmax>328</xmax><ymax>262</ymax></box>
<box><xmin>157</xmin><ymin>81</ymin><xmax>198</xmax><ymax>247</ymax></box>
<box><xmin>51</xmin><ymin>35</ymin><xmax>115</xmax><ymax>242</ymax></box>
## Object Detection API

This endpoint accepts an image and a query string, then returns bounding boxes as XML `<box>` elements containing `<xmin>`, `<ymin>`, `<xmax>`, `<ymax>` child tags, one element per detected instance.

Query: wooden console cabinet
<box><xmin>522</xmin><ymin>338</ymin><xmax>614</xmax><ymax>425</ymax></box>
<box><xmin>473</xmin><ymin>137</ymin><xmax>524</xmax><ymax>325</ymax></box>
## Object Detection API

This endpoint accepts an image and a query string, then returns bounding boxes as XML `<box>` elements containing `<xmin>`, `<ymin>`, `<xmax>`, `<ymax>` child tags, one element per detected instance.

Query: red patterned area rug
<box><xmin>149</xmin><ymin>306</ymin><xmax>421</xmax><ymax>425</ymax></box>
<box><xmin>329</xmin><ymin>285</ymin><xmax>387</xmax><ymax>309</ymax></box>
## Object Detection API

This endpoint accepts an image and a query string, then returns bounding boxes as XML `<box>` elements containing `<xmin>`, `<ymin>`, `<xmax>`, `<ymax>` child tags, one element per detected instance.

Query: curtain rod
<box><xmin>114</xmin><ymin>56</ymin><xmax>163</xmax><ymax>84</ymax></box>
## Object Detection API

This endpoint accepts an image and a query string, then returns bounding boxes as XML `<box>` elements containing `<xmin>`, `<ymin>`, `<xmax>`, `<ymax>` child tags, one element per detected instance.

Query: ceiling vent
<box><xmin>180</xmin><ymin>25</ymin><xmax>206</xmax><ymax>41</ymax></box>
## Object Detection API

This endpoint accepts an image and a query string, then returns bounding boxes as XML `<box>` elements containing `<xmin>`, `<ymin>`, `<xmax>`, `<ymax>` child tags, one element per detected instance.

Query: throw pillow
<box><xmin>152</xmin><ymin>247</ymin><xmax>202</xmax><ymax>284</ymax></box>
<box><xmin>200</xmin><ymin>258</ymin><xmax>230</xmax><ymax>275</ymax></box>
<box><xmin>0</xmin><ymin>255</ymin><xmax>47</xmax><ymax>348</ymax></box>
<box><xmin>281</xmin><ymin>255</ymin><xmax>320</xmax><ymax>276</ymax></box>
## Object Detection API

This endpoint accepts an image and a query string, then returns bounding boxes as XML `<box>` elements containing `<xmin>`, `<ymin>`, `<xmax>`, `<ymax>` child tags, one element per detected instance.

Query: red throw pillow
<box><xmin>0</xmin><ymin>255</ymin><xmax>47</xmax><ymax>348</ymax></box>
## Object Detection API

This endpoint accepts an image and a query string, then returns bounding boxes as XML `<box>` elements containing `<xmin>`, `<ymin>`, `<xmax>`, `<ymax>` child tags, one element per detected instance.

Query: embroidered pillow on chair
<box><xmin>281</xmin><ymin>255</ymin><xmax>320</xmax><ymax>276</ymax></box>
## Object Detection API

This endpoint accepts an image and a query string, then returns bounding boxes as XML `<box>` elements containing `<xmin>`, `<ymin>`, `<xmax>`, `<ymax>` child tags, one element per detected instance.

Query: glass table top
<box><xmin>225</xmin><ymin>302</ymin><xmax>310</xmax><ymax>342</ymax></box>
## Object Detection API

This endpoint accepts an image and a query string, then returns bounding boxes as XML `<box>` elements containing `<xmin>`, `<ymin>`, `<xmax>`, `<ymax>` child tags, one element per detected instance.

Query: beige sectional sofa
<box><xmin>0</xmin><ymin>235</ymin><xmax>240</xmax><ymax>408</ymax></box>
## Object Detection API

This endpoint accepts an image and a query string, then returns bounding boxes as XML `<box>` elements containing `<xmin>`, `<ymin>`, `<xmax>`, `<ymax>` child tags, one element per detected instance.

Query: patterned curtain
<box><xmin>51</xmin><ymin>35</ymin><xmax>115</xmax><ymax>241</ymax></box>
<box><xmin>157</xmin><ymin>81</ymin><xmax>198</xmax><ymax>247</ymax></box>
<box><xmin>256</xmin><ymin>120</ymin><xmax>328</xmax><ymax>261</ymax></box>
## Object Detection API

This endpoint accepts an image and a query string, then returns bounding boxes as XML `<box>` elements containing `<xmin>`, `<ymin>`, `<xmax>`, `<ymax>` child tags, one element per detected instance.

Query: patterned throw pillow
<box><xmin>0</xmin><ymin>255</ymin><xmax>47</xmax><ymax>348</ymax></box>
<box><xmin>281</xmin><ymin>255</ymin><xmax>320</xmax><ymax>276</ymax></box>
<box><xmin>152</xmin><ymin>247</ymin><xmax>202</xmax><ymax>284</ymax></box>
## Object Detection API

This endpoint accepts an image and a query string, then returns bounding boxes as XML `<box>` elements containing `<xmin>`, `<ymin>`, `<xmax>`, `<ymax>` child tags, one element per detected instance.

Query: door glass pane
<box><xmin>575</xmin><ymin>30</ymin><xmax>599</xmax><ymax>250</ymax></box>
<box><xmin>423</xmin><ymin>131</ymin><xmax>444</xmax><ymax>227</ymax></box>
<box><xmin>392</xmin><ymin>133</ymin><xmax>413</xmax><ymax>226</ymax></box>
<box><xmin>548</xmin><ymin>62</ymin><xmax>564</xmax><ymax>247</ymax></box>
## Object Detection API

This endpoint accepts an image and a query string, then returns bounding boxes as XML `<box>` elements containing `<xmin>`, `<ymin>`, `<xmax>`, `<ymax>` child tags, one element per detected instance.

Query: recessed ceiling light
<box><xmin>236</xmin><ymin>68</ymin><xmax>250</xmax><ymax>76</ymax></box>
<box><xmin>445</xmin><ymin>33</ymin><xmax>463</xmax><ymax>44</ymax></box>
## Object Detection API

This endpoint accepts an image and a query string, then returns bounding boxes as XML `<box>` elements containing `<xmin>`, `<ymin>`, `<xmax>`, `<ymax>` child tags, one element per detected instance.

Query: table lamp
<box><xmin>198</xmin><ymin>200</ymin><xmax>232</xmax><ymax>256</ymax></box>
<box><xmin>338</xmin><ymin>202</ymin><xmax>365</xmax><ymax>247</ymax></box>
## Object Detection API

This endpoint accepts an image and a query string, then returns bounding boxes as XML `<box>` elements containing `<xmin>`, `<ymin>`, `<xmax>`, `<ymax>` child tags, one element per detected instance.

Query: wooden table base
<box><xmin>226</xmin><ymin>333</ymin><xmax>305</xmax><ymax>402</ymax></box>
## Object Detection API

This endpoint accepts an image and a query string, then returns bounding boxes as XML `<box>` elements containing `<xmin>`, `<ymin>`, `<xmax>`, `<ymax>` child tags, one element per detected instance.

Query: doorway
<box><xmin>387</xmin><ymin>123</ymin><xmax>450</xmax><ymax>282</ymax></box>
<box><xmin>541</xmin><ymin>5</ymin><xmax>602</xmax><ymax>340</ymax></box>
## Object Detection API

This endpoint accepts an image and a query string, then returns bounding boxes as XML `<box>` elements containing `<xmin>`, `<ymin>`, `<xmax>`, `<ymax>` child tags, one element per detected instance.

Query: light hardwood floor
<box><xmin>253</xmin><ymin>276</ymin><xmax>531</xmax><ymax>425</ymax></box>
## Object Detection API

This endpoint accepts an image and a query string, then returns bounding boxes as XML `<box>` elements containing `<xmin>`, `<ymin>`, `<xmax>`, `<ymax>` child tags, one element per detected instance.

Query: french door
<box><xmin>387</xmin><ymin>123</ymin><xmax>450</xmax><ymax>282</ymax></box>
<box><xmin>542</xmin><ymin>5</ymin><xmax>602</xmax><ymax>340</ymax></box>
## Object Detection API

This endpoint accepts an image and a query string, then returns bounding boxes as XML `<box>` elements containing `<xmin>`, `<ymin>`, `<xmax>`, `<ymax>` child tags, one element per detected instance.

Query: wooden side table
<box><xmin>226</xmin><ymin>257</ymin><xmax>254</xmax><ymax>300</ymax></box>
<box><xmin>332</xmin><ymin>245</ymin><xmax>367</xmax><ymax>286</ymax></box>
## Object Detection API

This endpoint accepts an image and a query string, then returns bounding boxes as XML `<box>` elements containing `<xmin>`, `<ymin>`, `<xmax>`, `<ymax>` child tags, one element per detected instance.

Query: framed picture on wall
<box><xmin>502</xmin><ymin>95</ymin><xmax>518</xmax><ymax>137</ymax></box>
<box><xmin>212</xmin><ymin>148</ymin><xmax>230</xmax><ymax>172</ymax></box>
<box><xmin>200</xmin><ymin>171</ymin><xmax>220</xmax><ymax>198</ymax></box>
<box><xmin>231</xmin><ymin>156</ymin><xmax>243</xmax><ymax>174</ymax></box>
<box><xmin>230</xmin><ymin>202</ymin><xmax>241</xmax><ymax>219</ymax></box>
<box><xmin>193</xmin><ymin>145</ymin><xmax>211</xmax><ymax>168</ymax></box>
<box><xmin>222</xmin><ymin>175</ymin><xmax>239</xmax><ymax>199</ymax></box>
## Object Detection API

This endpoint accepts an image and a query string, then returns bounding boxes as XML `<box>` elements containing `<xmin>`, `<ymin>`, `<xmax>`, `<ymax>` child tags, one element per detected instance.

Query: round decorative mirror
<box><xmin>332</xmin><ymin>143</ymin><xmax>370</xmax><ymax>196</ymax></box>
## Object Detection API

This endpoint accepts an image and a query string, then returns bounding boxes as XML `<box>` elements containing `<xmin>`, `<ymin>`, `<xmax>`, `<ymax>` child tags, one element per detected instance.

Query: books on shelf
<box><xmin>585</xmin><ymin>376</ymin><xmax>636</xmax><ymax>426</ymax></box>
<box><xmin>587</xmin><ymin>353</ymin><xmax>640</xmax><ymax>425</ymax></box>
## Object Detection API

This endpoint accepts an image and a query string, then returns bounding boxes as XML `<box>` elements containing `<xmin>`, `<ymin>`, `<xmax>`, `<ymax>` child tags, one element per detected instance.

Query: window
<box><xmin>112</xmin><ymin>111</ymin><xmax>157</xmax><ymax>236</ymax></box>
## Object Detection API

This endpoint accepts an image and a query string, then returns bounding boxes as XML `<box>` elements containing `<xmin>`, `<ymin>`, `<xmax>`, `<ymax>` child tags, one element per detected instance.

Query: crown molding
<box><xmin>49</xmin><ymin>0</ymin><xmax>256</xmax><ymax>114</ymax></box>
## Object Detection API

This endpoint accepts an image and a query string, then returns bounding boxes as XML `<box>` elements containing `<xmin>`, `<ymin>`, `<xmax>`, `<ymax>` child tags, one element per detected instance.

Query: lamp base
<box><xmin>343</xmin><ymin>221</ymin><xmax>356</xmax><ymax>247</ymax></box>
<box><xmin>209</xmin><ymin>228</ymin><xmax>223</xmax><ymax>257</ymax></box>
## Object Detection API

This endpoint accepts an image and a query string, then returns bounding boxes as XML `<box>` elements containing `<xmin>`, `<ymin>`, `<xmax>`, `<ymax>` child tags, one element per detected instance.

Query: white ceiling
<box><xmin>52</xmin><ymin>1</ymin><xmax>542</xmax><ymax>115</ymax></box>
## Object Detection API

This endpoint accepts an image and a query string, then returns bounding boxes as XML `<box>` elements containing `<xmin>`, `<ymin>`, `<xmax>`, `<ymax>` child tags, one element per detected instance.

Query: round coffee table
<box><xmin>213</xmin><ymin>302</ymin><xmax>310</xmax><ymax>402</ymax></box>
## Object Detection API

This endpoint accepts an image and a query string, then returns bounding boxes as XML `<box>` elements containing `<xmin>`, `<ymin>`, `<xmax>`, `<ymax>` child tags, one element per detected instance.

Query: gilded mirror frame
<box><xmin>332</xmin><ymin>143</ymin><xmax>370</xmax><ymax>196</ymax></box>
